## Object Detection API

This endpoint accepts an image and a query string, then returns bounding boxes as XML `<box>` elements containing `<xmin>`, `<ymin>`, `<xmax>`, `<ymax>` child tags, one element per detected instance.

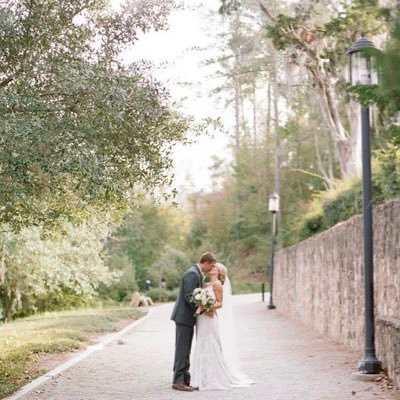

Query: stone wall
<box><xmin>274</xmin><ymin>199</ymin><xmax>400</xmax><ymax>386</ymax></box>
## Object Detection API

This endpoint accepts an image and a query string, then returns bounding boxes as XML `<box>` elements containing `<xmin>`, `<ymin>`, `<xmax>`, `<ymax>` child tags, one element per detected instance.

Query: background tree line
<box><xmin>184</xmin><ymin>0</ymin><xmax>400</xmax><ymax>283</ymax></box>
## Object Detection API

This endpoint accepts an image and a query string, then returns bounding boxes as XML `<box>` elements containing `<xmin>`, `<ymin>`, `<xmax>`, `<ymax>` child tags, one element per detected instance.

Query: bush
<box><xmin>293</xmin><ymin>152</ymin><xmax>399</xmax><ymax>245</ymax></box>
<box><xmin>146</xmin><ymin>287</ymin><xmax>179</xmax><ymax>303</ymax></box>
<box><xmin>296</xmin><ymin>182</ymin><xmax>364</xmax><ymax>243</ymax></box>
<box><xmin>321</xmin><ymin>183</ymin><xmax>363</xmax><ymax>227</ymax></box>
<box><xmin>17</xmin><ymin>289</ymin><xmax>97</xmax><ymax>318</ymax></box>
<box><xmin>298</xmin><ymin>206</ymin><xmax>325</xmax><ymax>241</ymax></box>
<box><xmin>376</xmin><ymin>141</ymin><xmax>400</xmax><ymax>200</ymax></box>
<box><xmin>0</xmin><ymin>221</ymin><xmax>119</xmax><ymax>320</ymax></box>
<box><xmin>97</xmin><ymin>252</ymin><xmax>138</xmax><ymax>303</ymax></box>
<box><xmin>231</xmin><ymin>281</ymin><xmax>263</xmax><ymax>294</ymax></box>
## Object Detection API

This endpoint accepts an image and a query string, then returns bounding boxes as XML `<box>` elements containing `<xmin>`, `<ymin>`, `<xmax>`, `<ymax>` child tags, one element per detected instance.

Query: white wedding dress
<box><xmin>191</xmin><ymin>278</ymin><xmax>254</xmax><ymax>391</ymax></box>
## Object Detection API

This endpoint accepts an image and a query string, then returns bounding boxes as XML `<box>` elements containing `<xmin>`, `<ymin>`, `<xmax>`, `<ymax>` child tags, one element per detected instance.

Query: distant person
<box><xmin>160</xmin><ymin>277</ymin><xmax>167</xmax><ymax>290</ymax></box>
<box><xmin>144</xmin><ymin>279</ymin><xmax>151</xmax><ymax>291</ymax></box>
<box><xmin>170</xmin><ymin>252</ymin><xmax>216</xmax><ymax>392</ymax></box>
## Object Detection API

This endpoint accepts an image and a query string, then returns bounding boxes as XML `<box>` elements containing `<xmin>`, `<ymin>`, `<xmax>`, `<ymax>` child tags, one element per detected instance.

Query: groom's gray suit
<box><xmin>171</xmin><ymin>264</ymin><xmax>203</xmax><ymax>385</ymax></box>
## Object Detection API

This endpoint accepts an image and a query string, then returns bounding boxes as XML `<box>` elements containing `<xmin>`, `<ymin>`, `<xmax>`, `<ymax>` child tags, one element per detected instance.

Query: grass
<box><xmin>231</xmin><ymin>280</ymin><xmax>265</xmax><ymax>294</ymax></box>
<box><xmin>0</xmin><ymin>306</ymin><xmax>144</xmax><ymax>398</ymax></box>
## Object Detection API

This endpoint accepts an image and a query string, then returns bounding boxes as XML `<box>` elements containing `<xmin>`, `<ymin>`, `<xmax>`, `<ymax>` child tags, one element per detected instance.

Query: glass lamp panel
<box><xmin>347</xmin><ymin>57</ymin><xmax>352</xmax><ymax>84</ymax></box>
<box><xmin>268</xmin><ymin>193</ymin><xmax>280</xmax><ymax>212</ymax></box>
<box><xmin>351</xmin><ymin>52</ymin><xmax>371</xmax><ymax>85</ymax></box>
<box><xmin>268</xmin><ymin>197</ymin><xmax>275</xmax><ymax>212</ymax></box>
<box><xmin>370</xmin><ymin>55</ymin><xmax>379</xmax><ymax>85</ymax></box>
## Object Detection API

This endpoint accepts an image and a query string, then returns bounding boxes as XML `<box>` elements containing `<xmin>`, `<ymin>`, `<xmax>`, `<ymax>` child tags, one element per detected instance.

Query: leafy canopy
<box><xmin>0</xmin><ymin>0</ymin><xmax>188</xmax><ymax>229</ymax></box>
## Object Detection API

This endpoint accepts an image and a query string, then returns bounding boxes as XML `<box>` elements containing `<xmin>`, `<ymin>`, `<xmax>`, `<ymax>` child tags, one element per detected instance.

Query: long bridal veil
<box><xmin>218</xmin><ymin>277</ymin><xmax>254</xmax><ymax>383</ymax></box>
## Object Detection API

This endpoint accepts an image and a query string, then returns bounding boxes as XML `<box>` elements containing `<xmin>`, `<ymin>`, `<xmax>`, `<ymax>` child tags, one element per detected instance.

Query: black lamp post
<box><xmin>267</xmin><ymin>192</ymin><xmax>279</xmax><ymax>310</ymax></box>
<box><xmin>347</xmin><ymin>33</ymin><xmax>382</xmax><ymax>374</ymax></box>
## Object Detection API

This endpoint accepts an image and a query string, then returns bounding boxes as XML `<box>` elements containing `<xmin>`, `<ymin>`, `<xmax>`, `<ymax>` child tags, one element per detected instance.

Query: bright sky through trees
<box><xmin>121</xmin><ymin>1</ymin><xmax>233</xmax><ymax>193</ymax></box>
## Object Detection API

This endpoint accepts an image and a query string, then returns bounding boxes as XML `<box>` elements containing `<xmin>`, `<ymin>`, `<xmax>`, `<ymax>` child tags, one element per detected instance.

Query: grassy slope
<box><xmin>0</xmin><ymin>306</ymin><xmax>144</xmax><ymax>398</ymax></box>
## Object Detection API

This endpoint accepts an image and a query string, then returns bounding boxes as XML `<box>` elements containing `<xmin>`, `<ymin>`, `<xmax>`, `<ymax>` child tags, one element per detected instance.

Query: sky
<box><xmin>122</xmin><ymin>1</ymin><xmax>233</xmax><ymax>193</ymax></box>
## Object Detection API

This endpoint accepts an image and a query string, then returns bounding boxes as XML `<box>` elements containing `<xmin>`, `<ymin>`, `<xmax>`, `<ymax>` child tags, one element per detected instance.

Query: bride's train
<box><xmin>191</xmin><ymin>312</ymin><xmax>254</xmax><ymax>390</ymax></box>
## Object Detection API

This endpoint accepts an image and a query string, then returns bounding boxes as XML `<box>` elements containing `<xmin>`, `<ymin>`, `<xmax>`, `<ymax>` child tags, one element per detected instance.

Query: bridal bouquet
<box><xmin>189</xmin><ymin>287</ymin><xmax>215</xmax><ymax>317</ymax></box>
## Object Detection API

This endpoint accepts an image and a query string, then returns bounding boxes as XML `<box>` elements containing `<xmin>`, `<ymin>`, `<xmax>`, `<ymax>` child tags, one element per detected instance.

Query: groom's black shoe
<box><xmin>184</xmin><ymin>379</ymin><xmax>198</xmax><ymax>390</ymax></box>
<box><xmin>172</xmin><ymin>383</ymin><xmax>193</xmax><ymax>392</ymax></box>
<box><xmin>186</xmin><ymin>385</ymin><xmax>199</xmax><ymax>391</ymax></box>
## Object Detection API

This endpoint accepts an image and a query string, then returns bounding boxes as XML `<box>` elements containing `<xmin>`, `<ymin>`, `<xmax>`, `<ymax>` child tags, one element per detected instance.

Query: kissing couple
<box><xmin>171</xmin><ymin>252</ymin><xmax>254</xmax><ymax>391</ymax></box>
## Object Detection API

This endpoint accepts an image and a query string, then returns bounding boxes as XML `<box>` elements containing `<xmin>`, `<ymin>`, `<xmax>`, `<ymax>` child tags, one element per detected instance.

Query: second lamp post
<box><xmin>347</xmin><ymin>33</ymin><xmax>382</xmax><ymax>374</ymax></box>
<box><xmin>268</xmin><ymin>192</ymin><xmax>280</xmax><ymax>310</ymax></box>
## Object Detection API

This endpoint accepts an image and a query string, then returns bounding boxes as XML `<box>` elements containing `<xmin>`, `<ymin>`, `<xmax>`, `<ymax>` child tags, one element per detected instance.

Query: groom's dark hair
<box><xmin>199</xmin><ymin>252</ymin><xmax>216</xmax><ymax>264</ymax></box>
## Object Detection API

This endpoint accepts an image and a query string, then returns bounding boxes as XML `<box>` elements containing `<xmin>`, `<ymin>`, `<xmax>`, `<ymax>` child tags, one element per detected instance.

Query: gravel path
<box><xmin>10</xmin><ymin>294</ymin><xmax>400</xmax><ymax>400</ymax></box>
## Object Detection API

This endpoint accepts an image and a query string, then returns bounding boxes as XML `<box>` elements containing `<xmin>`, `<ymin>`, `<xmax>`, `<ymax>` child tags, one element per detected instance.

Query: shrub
<box><xmin>376</xmin><ymin>141</ymin><xmax>400</xmax><ymax>200</ymax></box>
<box><xmin>298</xmin><ymin>206</ymin><xmax>325</xmax><ymax>241</ymax></box>
<box><xmin>231</xmin><ymin>281</ymin><xmax>263</xmax><ymax>294</ymax></box>
<box><xmin>293</xmin><ymin>151</ymin><xmax>399</xmax><ymax>245</ymax></box>
<box><xmin>321</xmin><ymin>183</ymin><xmax>363</xmax><ymax>228</ymax></box>
<box><xmin>146</xmin><ymin>287</ymin><xmax>179</xmax><ymax>303</ymax></box>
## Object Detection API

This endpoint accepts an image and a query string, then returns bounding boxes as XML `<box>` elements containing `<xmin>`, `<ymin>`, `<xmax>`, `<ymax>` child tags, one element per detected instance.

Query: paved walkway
<box><xmin>11</xmin><ymin>295</ymin><xmax>400</xmax><ymax>400</ymax></box>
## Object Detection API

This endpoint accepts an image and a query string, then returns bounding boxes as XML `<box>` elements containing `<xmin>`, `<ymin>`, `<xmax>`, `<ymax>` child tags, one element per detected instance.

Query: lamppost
<box><xmin>267</xmin><ymin>192</ymin><xmax>279</xmax><ymax>310</ymax></box>
<box><xmin>347</xmin><ymin>33</ymin><xmax>382</xmax><ymax>374</ymax></box>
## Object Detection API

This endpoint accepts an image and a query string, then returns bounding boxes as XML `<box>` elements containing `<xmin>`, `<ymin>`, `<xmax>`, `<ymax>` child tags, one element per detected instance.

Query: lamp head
<box><xmin>268</xmin><ymin>192</ymin><xmax>280</xmax><ymax>213</ymax></box>
<box><xmin>347</xmin><ymin>33</ymin><xmax>379</xmax><ymax>86</ymax></box>
<box><xmin>347</xmin><ymin>33</ymin><xmax>376</xmax><ymax>55</ymax></box>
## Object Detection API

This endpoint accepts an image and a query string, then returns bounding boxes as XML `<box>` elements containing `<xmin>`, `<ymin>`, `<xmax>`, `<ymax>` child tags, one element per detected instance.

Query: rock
<box><xmin>129</xmin><ymin>292</ymin><xmax>141</xmax><ymax>307</ymax></box>
<box><xmin>139</xmin><ymin>296</ymin><xmax>149</xmax><ymax>306</ymax></box>
<box><xmin>130</xmin><ymin>292</ymin><xmax>154</xmax><ymax>307</ymax></box>
<box><xmin>146</xmin><ymin>297</ymin><xmax>154</xmax><ymax>306</ymax></box>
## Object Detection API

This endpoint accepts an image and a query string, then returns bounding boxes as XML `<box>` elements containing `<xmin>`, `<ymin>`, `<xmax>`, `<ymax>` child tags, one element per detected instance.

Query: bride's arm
<box><xmin>204</xmin><ymin>282</ymin><xmax>223</xmax><ymax>317</ymax></box>
<box><xmin>212</xmin><ymin>282</ymin><xmax>223</xmax><ymax>310</ymax></box>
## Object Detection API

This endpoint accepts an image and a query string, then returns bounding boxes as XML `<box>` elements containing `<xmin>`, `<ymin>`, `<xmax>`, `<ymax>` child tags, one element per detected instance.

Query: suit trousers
<box><xmin>173</xmin><ymin>322</ymin><xmax>194</xmax><ymax>384</ymax></box>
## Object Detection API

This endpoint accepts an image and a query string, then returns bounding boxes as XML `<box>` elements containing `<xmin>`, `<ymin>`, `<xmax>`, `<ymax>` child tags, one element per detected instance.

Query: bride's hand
<box><xmin>204</xmin><ymin>310</ymin><xmax>215</xmax><ymax>318</ymax></box>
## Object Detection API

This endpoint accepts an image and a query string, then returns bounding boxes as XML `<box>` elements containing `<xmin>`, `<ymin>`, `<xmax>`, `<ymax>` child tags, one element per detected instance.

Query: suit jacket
<box><xmin>171</xmin><ymin>264</ymin><xmax>203</xmax><ymax>327</ymax></box>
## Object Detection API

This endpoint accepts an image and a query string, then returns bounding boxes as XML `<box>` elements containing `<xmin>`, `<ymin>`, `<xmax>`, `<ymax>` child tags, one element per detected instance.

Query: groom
<box><xmin>171</xmin><ymin>252</ymin><xmax>216</xmax><ymax>392</ymax></box>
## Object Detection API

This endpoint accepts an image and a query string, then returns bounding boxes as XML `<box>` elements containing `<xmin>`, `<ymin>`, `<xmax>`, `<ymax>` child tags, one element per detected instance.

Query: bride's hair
<box><xmin>215</xmin><ymin>263</ymin><xmax>228</xmax><ymax>285</ymax></box>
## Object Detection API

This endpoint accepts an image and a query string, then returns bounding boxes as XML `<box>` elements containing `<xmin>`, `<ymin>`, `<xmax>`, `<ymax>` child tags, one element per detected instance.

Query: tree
<box><xmin>0</xmin><ymin>0</ymin><xmax>188</xmax><ymax>229</ymax></box>
<box><xmin>379</xmin><ymin>4</ymin><xmax>400</xmax><ymax>116</ymax></box>
<box><xmin>0</xmin><ymin>220</ymin><xmax>117</xmax><ymax>319</ymax></box>
<box><xmin>219</xmin><ymin>0</ymin><xmax>389</xmax><ymax>179</ymax></box>
<box><xmin>106</xmin><ymin>199</ymin><xmax>188</xmax><ymax>291</ymax></box>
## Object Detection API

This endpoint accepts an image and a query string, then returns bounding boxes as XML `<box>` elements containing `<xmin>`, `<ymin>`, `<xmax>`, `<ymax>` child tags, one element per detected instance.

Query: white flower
<box><xmin>190</xmin><ymin>287</ymin><xmax>216</xmax><ymax>316</ymax></box>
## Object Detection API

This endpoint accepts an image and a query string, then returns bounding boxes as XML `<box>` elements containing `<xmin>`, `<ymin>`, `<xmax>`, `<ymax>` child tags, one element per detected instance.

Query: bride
<box><xmin>191</xmin><ymin>263</ymin><xmax>254</xmax><ymax>391</ymax></box>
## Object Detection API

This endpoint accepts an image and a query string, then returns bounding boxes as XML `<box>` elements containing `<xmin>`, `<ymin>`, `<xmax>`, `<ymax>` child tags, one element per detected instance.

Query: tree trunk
<box><xmin>234</xmin><ymin>75</ymin><xmax>241</xmax><ymax>152</ymax></box>
<box><xmin>309</xmin><ymin>65</ymin><xmax>361</xmax><ymax>178</ymax></box>
<box><xmin>233</xmin><ymin>54</ymin><xmax>241</xmax><ymax>240</ymax></box>
<box><xmin>314</xmin><ymin>130</ymin><xmax>335</xmax><ymax>190</ymax></box>
<box><xmin>266</xmin><ymin>81</ymin><xmax>272</xmax><ymax>133</ymax></box>
<box><xmin>262</xmin><ymin>81</ymin><xmax>272</xmax><ymax>204</ymax></box>
<box><xmin>3</xmin><ymin>290</ymin><xmax>17</xmax><ymax>321</ymax></box>
<box><xmin>257</xmin><ymin>1</ymin><xmax>362</xmax><ymax>179</ymax></box>
<box><xmin>272</xmin><ymin>48</ymin><xmax>282</xmax><ymax>240</ymax></box>
<box><xmin>252</xmin><ymin>80</ymin><xmax>257</xmax><ymax>147</ymax></box>
<box><xmin>346</xmin><ymin>101</ymin><xmax>362</xmax><ymax>177</ymax></box>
